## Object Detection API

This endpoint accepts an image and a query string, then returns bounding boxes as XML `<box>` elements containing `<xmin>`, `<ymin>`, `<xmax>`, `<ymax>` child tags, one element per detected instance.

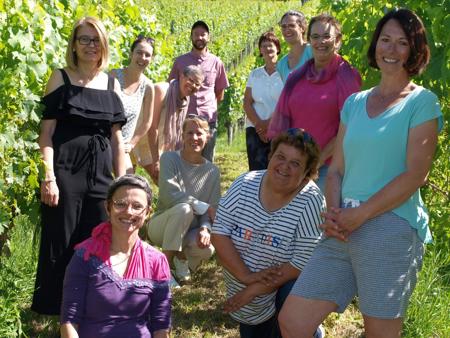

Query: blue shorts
<box><xmin>290</xmin><ymin>206</ymin><xmax>424</xmax><ymax>319</ymax></box>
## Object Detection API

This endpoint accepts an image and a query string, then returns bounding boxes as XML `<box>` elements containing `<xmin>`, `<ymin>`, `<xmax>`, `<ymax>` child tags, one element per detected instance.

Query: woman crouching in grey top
<box><xmin>146</xmin><ymin>115</ymin><xmax>220</xmax><ymax>287</ymax></box>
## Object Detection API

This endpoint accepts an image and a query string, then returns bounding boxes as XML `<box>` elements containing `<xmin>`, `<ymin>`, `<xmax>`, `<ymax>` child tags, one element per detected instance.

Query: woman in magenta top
<box><xmin>268</xmin><ymin>13</ymin><xmax>361</xmax><ymax>191</ymax></box>
<box><xmin>61</xmin><ymin>175</ymin><xmax>171</xmax><ymax>338</ymax></box>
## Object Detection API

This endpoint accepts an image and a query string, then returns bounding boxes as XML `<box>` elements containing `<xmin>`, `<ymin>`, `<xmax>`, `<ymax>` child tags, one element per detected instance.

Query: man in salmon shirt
<box><xmin>168</xmin><ymin>20</ymin><xmax>229</xmax><ymax>162</ymax></box>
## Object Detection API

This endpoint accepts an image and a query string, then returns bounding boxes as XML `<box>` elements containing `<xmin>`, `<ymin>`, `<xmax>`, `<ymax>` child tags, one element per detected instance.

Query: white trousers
<box><xmin>147</xmin><ymin>203</ymin><xmax>214</xmax><ymax>270</ymax></box>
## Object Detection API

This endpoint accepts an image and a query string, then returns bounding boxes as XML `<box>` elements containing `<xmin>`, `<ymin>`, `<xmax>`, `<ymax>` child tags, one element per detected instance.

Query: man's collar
<box><xmin>190</xmin><ymin>48</ymin><xmax>209</xmax><ymax>59</ymax></box>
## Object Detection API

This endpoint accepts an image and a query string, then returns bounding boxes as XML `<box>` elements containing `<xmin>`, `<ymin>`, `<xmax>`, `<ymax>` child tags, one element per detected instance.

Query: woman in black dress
<box><xmin>32</xmin><ymin>16</ymin><xmax>126</xmax><ymax>315</ymax></box>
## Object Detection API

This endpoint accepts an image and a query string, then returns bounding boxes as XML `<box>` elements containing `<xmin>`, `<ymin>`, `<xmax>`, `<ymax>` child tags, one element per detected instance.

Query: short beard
<box><xmin>192</xmin><ymin>41</ymin><xmax>207</xmax><ymax>51</ymax></box>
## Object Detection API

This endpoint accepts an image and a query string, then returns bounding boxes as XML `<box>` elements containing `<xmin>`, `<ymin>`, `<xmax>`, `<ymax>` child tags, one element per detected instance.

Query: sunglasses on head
<box><xmin>186</xmin><ymin>113</ymin><xmax>208</xmax><ymax>121</ymax></box>
<box><xmin>286</xmin><ymin>128</ymin><xmax>314</xmax><ymax>144</ymax></box>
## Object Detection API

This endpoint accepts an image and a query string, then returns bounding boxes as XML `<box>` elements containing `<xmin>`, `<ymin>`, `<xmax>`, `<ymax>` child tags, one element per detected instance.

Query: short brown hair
<box><xmin>307</xmin><ymin>13</ymin><xmax>342</xmax><ymax>49</ymax></box>
<box><xmin>107</xmin><ymin>174</ymin><xmax>152</xmax><ymax>206</ymax></box>
<box><xmin>66</xmin><ymin>17</ymin><xmax>109</xmax><ymax>70</ymax></box>
<box><xmin>269</xmin><ymin>128</ymin><xmax>320</xmax><ymax>180</ymax></box>
<box><xmin>367</xmin><ymin>8</ymin><xmax>430</xmax><ymax>76</ymax></box>
<box><xmin>258</xmin><ymin>31</ymin><xmax>281</xmax><ymax>56</ymax></box>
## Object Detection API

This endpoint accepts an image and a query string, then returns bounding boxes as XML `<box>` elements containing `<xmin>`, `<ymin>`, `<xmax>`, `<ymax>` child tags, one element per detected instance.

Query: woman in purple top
<box><xmin>268</xmin><ymin>14</ymin><xmax>361</xmax><ymax>191</ymax></box>
<box><xmin>61</xmin><ymin>175</ymin><xmax>171</xmax><ymax>338</ymax></box>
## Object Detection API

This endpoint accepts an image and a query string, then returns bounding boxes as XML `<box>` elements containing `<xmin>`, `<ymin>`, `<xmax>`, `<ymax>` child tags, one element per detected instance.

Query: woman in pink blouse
<box><xmin>268</xmin><ymin>13</ymin><xmax>361</xmax><ymax>191</ymax></box>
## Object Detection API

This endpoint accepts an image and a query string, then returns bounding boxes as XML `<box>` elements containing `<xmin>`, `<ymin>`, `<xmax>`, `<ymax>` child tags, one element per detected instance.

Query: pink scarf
<box><xmin>75</xmin><ymin>222</ymin><xmax>150</xmax><ymax>279</ymax></box>
<box><xmin>161</xmin><ymin>79</ymin><xmax>189</xmax><ymax>152</ymax></box>
<box><xmin>267</xmin><ymin>54</ymin><xmax>361</xmax><ymax>139</ymax></box>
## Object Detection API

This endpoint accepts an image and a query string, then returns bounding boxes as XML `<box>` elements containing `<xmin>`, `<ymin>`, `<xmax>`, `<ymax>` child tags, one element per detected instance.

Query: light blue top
<box><xmin>276</xmin><ymin>44</ymin><xmax>313</xmax><ymax>83</ymax></box>
<box><xmin>341</xmin><ymin>86</ymin><xmax>443</xmax><ymax>243</ymax></box>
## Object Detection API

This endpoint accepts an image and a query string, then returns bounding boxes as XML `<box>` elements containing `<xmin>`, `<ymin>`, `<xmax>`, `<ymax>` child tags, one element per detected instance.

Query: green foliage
<box><xmin>0</xmin><ymin>0</ymin><xmax>302</xmax><ymax>250</ymax></box>
<box><xmin>0</xmin><ymin>0</ymin><xmax>58</xmax><ymax>248</ymax></box>
<box><xmin>150</xmin><ymin>1</ymin><xmax>299</xmax><ymax>70</ymax></box>
<box><xmin>423</xmin><ymin>128</ymin><xmax>450</xmax><ymax>251</ymax></box>
<box><xmin>218</xmin><ymin>52</ymin><xmax>256</xmax><ymax>135</ymax></box>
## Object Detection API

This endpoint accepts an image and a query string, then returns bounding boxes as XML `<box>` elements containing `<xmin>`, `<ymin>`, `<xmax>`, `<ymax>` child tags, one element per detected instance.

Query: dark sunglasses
<box><xmin>187</xmin><ymin>113</ymin><xmax>208</xmax><ymax>121</ymax></box>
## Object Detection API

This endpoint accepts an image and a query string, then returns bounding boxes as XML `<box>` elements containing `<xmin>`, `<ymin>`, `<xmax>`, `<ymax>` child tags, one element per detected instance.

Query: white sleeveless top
<box><xmin>114</xmin><ymin>68</ymin><xmax>150</xmax><ymax>141</ymax></box>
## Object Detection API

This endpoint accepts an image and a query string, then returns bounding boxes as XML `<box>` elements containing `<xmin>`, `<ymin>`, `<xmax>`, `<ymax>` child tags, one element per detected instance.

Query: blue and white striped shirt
<box><xmin>212</xmin><ymin>170</ymin><xmax>325</xmax><ymax>324</ymax></box>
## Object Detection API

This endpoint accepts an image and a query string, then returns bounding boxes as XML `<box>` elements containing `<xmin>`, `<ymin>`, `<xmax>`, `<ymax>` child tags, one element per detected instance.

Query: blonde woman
<box><xmin>32</xmin><ymin>17</ymin><xmax>126</xmax><ymax>315</ymax></box>
<box><xmin>147</xmin><ymin>115</ymin><xmax>220</xmax><ymax>286</ymax></box>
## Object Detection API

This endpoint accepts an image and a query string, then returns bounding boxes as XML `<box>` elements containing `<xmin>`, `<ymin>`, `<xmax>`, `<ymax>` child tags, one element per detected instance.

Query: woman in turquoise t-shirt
<box><xmin>279</xmin><ymin>9</ymin><xmax>443</xmax><ymax>338</ymax></box>
<box><xmin>276</xmin><ymin>10</ymin><xmax>313</xmax><ymax>83</ymax></box>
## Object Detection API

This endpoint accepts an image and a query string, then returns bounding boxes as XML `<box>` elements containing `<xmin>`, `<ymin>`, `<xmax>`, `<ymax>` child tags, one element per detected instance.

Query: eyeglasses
<box><xmin>286</xmin><ymin>128</ymin><xmax>314</xmax><ymax>144</ymax></box>
<box><xmin>310</xmin><ymin>33</ymin><xmax>335</xmax><ymax>42</ymax></box>
<box><xmin>186</xmin><ymin>76</ymin><xmax>202</xmax><ymax>88</ymax></box>
<box><xmin>76</xmin><ymin>35</ymin><xmax>101</xmax><ymax>46</ymax></box>
<box><xmin>112</xmin><ymin>199</ymin><xmax>147</xmax><ymax>214</ymax></box>
<box><xmin>280</xmin><ymin>23</ymin><xmax>299</xmax><ymax>30</ymax></box>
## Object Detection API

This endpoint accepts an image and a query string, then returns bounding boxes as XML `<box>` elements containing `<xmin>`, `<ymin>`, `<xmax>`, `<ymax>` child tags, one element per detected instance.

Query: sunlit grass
<box><xmin>403</xmin><ymin>249</ymin><xmax>450</xmax><ymax>338</ymax></box>
<box><xmin>215</xmin><ymin>131</ymin><xmax>248</xmax><ymax>193</ymax></box>
<box><xmin>0</xmin><ymin>215</ymin><xmax>59</xmax><ymax>337</ymax></box>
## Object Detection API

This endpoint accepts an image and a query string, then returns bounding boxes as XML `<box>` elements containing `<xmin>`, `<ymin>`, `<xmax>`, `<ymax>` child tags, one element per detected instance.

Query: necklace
<box><xmin>75</xmin><ymin>70</ymin><xmax>100</xmax><ymax>85</ymax></box>
<box><xmin>109</xmin><ymin>253</ymin><xmax>131</xmax><ymax>266</ymax></box>
<box><xmin>374</xmin><ymin>82</ymin><xmax>413</xmax><ymax>102</ymax></box>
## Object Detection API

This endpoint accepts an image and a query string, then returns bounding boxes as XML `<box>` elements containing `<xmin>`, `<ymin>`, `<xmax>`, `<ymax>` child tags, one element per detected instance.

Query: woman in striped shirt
<box><xmin>212</xmin><ymin>128</ymin><xmax>325</xmax><ymax>338</ymax></box>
